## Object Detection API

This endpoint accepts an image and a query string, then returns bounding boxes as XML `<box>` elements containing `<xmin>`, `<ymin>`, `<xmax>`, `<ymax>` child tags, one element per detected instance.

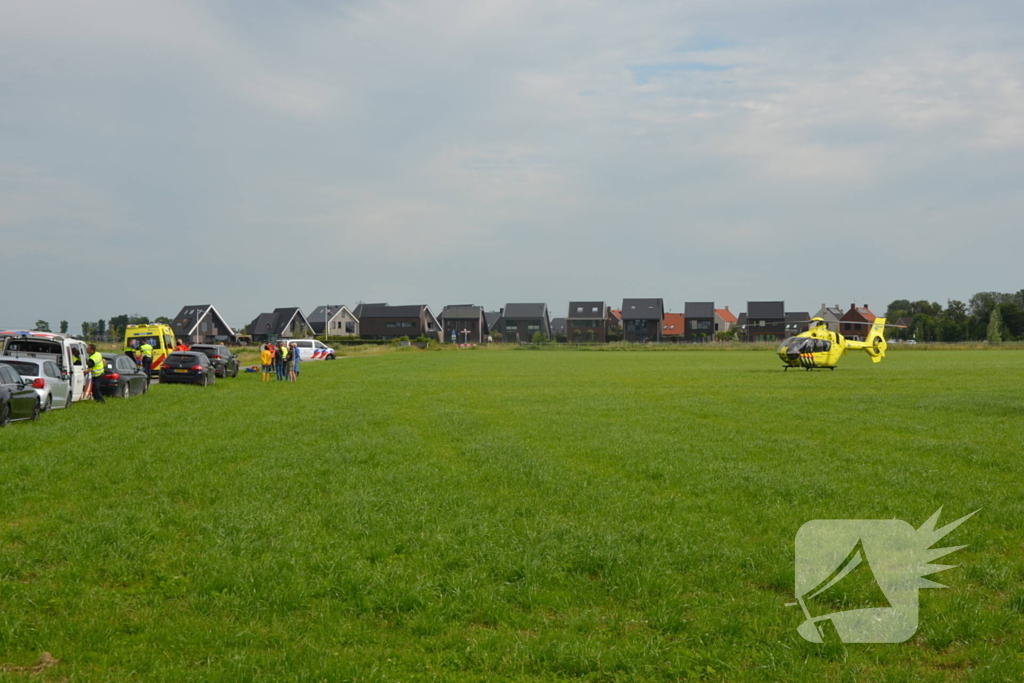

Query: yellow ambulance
<box><xmin>123</xmin><ymin>324</ymin><xmax>176</xmax><ymax>376</ymax></box>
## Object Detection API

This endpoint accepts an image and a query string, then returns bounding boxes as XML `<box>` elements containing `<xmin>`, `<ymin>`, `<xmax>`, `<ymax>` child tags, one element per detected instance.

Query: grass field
<box><xmin>1</xmin><ymin>349</ymin><xmax>1022</xmax><ymax>681</ymax></box>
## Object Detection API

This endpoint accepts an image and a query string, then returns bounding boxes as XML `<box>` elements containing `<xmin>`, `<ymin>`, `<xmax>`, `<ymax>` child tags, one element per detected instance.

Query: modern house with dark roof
<box><xmin>715</xmin><ymin>307</ymin><xmax>737</xmax><ymax>334</ymax></box>
<box><xmin>745</xmin><ymin>301</ymin><xmax>786</xmax><ymax>341</ymax></box>
<box><xmin>662</xmin><ymin>312</ymin><xmax>685</xmax><ymax>340</ymax></box>
<box><xmin>813</xmin><ymin>304</ymin><xmax>846</xmax><ymax>333</ymax></box>
<box><xmin>171</xmin><ymin>305</ymin><xmax>236</xmax><ymax>345</ymax></box>
<box><xmin>683</xmin><ymin>302</ymin><xmax>715</xmax><ymax>342</ymax></box>
<box><xmin>785</xmin><ymin>311</ymin><xmax>811</xmax><ymax>336</ymax></box>
<box><xmin>550</xmin><ymin>318</ymin><xmax>567</xmax><ymax>339</ymax></box>
<box><xmin>621</xmin><ymin>298</ymin><xmax>664</xmax><ymax>342</ymax></box>
<box><xmin>246</xmin><ymin>307</ymin><xmax>312</xmax><ymax>342</ymax></box>
<box><xmin>357</xmin><ymin>304</ymin><xmax>442</xmax><ymax>342</ymax></box>
<box><xmin>501</xmin><ymin>303</ymin><xmax>551</xmax><ymax>343</ymax></box>
<box><xmin>308</xmin><ymin>305</ymin><xmax>359</xmax><ymax>338</ymax></box>
<box><xmin>840</xmin><ymin>303</ymin><xmax>876</xmax><ymax>341</ymax></box>
<box><xmin>439</xmin><ymin>305</ymin><xmax>488</xmax><ymax>344</ymax></box>
<box><xmin>484</xmin><ymin>310</ymin><xmax>503</xmax><ymax>339</ymax></box>
<box><xmin>566</xmin><ymin>301</ymin><xmax>610</xmax><ymax>342</ymax></box>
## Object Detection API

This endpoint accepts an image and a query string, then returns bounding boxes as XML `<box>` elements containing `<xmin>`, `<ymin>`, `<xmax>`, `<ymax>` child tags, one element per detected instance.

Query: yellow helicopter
<box><xmin>777</xmin><ymin>317</ymin><xmax>893</xmax><ymax>370</ymax></box>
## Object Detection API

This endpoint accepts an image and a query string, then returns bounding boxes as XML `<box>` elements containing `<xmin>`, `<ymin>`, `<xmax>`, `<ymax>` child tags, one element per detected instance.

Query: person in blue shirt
<box><xmin>289</xmin><ymin>342</ymin><xmax>300</xmax><ymax>382</ymax></box>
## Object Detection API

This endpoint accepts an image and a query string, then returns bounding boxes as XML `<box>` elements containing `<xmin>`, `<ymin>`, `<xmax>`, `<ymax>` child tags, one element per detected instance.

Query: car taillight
<box><xmin>32</xmin><ymin>378</ymin><xmax>45</xmax><ymax>389</ymax></box>
<box><xmin>191</xmin><ymin>365</ymin><xmax>204</xmax><ymax>371</ymax></box>
<box><xmin>107</xmin><ymin>373</ymin><xmax>120</xmax><ymax>380</ymax></box>
<box><xmin>211</xmin><ymin>355</ymin><xmax>221</xmax><ymax>359</ymax></box>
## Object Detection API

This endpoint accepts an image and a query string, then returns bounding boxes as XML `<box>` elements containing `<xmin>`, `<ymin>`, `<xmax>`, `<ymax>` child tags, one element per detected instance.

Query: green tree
<box><xmin>34</xmin><ymin>320</ymin><xmax>51</xmax><ymax>332</ymax></box>
<box><xmin>944</xmin><ymin>300</ymin><xmax>968</xmax><ymax>324</ymax></box>
<box><xmin>986</xmin><ymin>306</ymin><xmax>1003</xmax><ymax>342</ymax></box>
<box><xmin>531</xmin><ymin>331</ymin><xmax>547</xmax><ymax>344</ymax></box>
<box><xmin>109</xmin><ymin>314</ymin><xmax>131</xmax><ymax>332</ymax></box>
<box><xmin>885</xmin><ymin>299</ymin><xmax>912</xmax><ymax>319</ymax></box>
<box><xmin>154</xmin><ymin>316</ymin><xmax>173</xmax><ymax>326</ymax></box>
<box><xmin>96</xmin><ymin>319</ymin><xmax>107</xmax><ymax>338</ymax></box>
<box><xmin>59</xmin><ymin>320</ymin><xmax>68</xmax><ymax>334</ymax></box>
<box><xmin>81</xmin><ymin>322</ymin><xmax>93</xmax><ymax>339</ymax></box>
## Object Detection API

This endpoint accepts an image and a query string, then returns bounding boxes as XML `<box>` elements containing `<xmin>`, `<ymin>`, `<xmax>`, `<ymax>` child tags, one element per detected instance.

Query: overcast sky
<box><xmin>2</xmin><ymin>0</ymin><xmax>1022</xmax><ymax>330</ymax></box>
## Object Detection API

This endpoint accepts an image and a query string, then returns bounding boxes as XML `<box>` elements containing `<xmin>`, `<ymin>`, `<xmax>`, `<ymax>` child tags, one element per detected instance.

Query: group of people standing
<box><xmin>259</xmin><ymin>342</ymin><xmax>300</xmax><ymax>382</ymax></box>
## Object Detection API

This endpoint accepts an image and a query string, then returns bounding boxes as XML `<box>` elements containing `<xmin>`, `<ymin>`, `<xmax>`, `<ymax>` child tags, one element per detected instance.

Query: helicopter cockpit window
<box><xmin>813</xmin><ymin>339</ymin><xmax>832</xmax><ymax>353</ymax></box>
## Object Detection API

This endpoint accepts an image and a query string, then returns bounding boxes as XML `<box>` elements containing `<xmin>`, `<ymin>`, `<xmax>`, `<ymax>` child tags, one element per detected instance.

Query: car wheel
<box><xmin>30</xmin><ymin>399</ymin><xmax>41</xmax><ymax>421</ymax></box>
<box><xmin>0</xmin><ymin>402</ymin><xmax>9</xmax><ymax>427</ymax></box>
<box><xmin>326</xmin><ymin>354</ymin><xmax>335</xmax><ymax>361</ymax></box>
<box><xmin>42</xmin><ymin>395</ymin><xmax>52</xmax><ymax>412</ymax></box>
<box><xmin>121</xmin><ymin>382</ymin><xmax>130</xmax><ymax>399</ymax></box>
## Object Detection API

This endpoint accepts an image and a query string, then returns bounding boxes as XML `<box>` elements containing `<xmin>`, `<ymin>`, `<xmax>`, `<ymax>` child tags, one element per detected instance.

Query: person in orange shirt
<box><xmin>259</xmin><ymin>344</ymin><xmax>273</xmax><ymax>382</ymax></box>
<box><xmin>175</xmin><ymin>339</ymin><xmax>189</xmax><ymax>352</ymax></box>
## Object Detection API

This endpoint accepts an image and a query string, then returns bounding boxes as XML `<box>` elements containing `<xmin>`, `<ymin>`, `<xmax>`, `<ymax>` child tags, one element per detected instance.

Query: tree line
<box><xmin>30</xmin><ymin>314</ymin><xmax>174</xmax><ymax>342</ymax></box>
<box><xmin>886</xmin><ymin>290</ymin><xmax>1024</xmax><ymax>342</ymax></box>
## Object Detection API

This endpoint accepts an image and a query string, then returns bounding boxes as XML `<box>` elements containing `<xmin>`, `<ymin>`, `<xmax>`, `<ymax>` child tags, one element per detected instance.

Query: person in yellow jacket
<box><xmin>259</xmin><ymin>344</ymin><xmax>273</xmax><ymax>382</ymax></box>
<box><xmin>87</xmin><ymin>344</ymin><xmax>106</xmax><ymax>403</ymax></box>
<box><xmin>137</xmin><ymin>339</ymin><xmax>154</xmax><ymax>384</ymax></box>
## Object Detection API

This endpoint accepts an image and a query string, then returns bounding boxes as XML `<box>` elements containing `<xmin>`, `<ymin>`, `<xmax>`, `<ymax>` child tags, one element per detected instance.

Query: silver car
<box><xmin>0</xmin><ymin>357</ymin><xmax>72</xmax><ymax>411</ymax></box>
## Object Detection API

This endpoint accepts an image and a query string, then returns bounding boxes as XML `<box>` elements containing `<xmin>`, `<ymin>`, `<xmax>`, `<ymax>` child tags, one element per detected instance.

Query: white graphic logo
<box><xmin>789</xmin><ymin>508</ymin><xmax>977</xmax><ymax>643</ymax></box>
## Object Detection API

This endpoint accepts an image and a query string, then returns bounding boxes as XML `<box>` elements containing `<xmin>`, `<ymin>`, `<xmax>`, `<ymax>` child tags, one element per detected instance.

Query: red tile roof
<box><xmin>662</xmin><ymin>313</ymin><xmax>685</xmax><ymax>336</ymax></box>
<box><xmin>841</xmin><ymin>304</ymin><xmax>876</xmax><ymax>322</ymax></box>
<box><xmin>610</xmin><ymin>309</ymin><xmax>622</xmax><ymax>321</ymax></box>
<box><xmin>715</xmin><ymin>308</ymin><xmax>737</xmax><ymax>323</ymax></box>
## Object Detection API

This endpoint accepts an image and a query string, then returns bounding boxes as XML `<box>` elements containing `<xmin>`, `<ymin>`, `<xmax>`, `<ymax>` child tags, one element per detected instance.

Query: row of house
<box><xmin>166</xmin><ymin>302</ymin><xmax>882</xmax><ymax>346</ymax></box>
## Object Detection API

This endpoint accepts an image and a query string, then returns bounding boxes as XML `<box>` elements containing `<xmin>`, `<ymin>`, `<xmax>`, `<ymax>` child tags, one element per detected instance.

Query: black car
<box><xmin>189</xmin><ymin>344</ymin><xmax>239</xmax><ymax>378</ymax></box>
<box><xmin>96</xmin><ymin>353</ymin><xmax>150</xmax><ymax>398</ymax></box>
<box><xmin>0</xmin><ymin>364</ymin><xmax>41</xmax><ymax>426</ymax></box>
<box><xmin>158</xmin><ymin>351</ymin><xmax>217</xmax><ymax>386</ymax></box>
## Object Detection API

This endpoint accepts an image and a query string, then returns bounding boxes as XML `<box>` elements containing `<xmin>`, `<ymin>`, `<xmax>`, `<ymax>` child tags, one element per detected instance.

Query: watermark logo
<box><xmin>788</xmin><ymin>508</ymin><xmax>978</xmax><ymax>643</ymax></box>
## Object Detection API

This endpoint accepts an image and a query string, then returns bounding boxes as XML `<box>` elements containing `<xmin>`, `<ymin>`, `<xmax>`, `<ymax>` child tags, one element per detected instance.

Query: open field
<box><xmin>1</xmin><ymin>350</ymin><xmax>1022</xmax><ymax>681</ymax></box>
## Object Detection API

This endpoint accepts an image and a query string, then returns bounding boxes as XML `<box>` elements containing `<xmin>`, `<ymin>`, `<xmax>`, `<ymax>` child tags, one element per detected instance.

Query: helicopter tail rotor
<box><xmin>863</xmin><ymin>317</ymin><xmax>888</xmax><ymax>363</ymax></box>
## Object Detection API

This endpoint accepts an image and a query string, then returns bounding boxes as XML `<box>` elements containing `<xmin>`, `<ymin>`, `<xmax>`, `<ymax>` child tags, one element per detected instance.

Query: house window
<box><xmin>591</xmin><ymin>307</ymin><xmax>598</xmax><ymax>313</ymax></box>
<box><xmin>527</xmin><ymin>325</ymin><xmax>539</xmax><ymax>331</ymax></box>
<box><xmin>506</xmin><ymin>322</ymin><xmax>518</xmax><ymax>330</ymax></box>
<box><xmin>345</xmin><ymin>322</ymin><xmax>355</xmax><ymax>333</ymax></box>
<box><xmin>576</xmin><ymin>307</ymin><xmax>583</xmax><ymax>313</ymax></box>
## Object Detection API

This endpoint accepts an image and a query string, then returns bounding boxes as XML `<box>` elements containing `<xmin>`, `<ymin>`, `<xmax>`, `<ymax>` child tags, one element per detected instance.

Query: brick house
<box><xmin>840</xmin><ymin>304</ymin><xmax>876</xmax><ymax>341</ymax></box>
<box><xmin>354</xmin><ymin>303</ymin><xmax>442</xmax><ymax>342</ymax></box>
<box><xmin>172</xmin><ymin>305</ymin><xmax>236</xmax><ymax>345</ymax></box>
<box><xmin>621</xmin><ymin>298</ymin><xmax>665</xmax><ymax>342</ymax></box>
<box><xmin>566</xmin><ymin>301</ymin><xmax>610</xmax><ymax>342</ymax></box>
<box><xmin>439</xmin><ymin>305</ymin><xmax>489</xmax><ymax>344</ymax></box>
<box><xmin>500</xmin><ymin>303</ymin><xmax>551</xmax><ymax>343</ymax></box>
<box><xmin>683</xmin><ymin>302</ymin><xmax>715</xmax><ymax>342</ymax></box>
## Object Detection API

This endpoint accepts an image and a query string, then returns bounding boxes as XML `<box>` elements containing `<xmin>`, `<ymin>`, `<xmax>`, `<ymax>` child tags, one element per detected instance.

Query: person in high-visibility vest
<box><xmin>138</xmin><ymin>339</ymin><xmax>154</xmax><ymax>383</ymax></box>
<box><xmin>275</xmin><ymin>342</ymin><xmax>287</xmax><ymax>381</ymax></box>
<box><xmin>87</xmin><ymin>344</ymin><xmax>106</xmax><ymax>404</ymax></box>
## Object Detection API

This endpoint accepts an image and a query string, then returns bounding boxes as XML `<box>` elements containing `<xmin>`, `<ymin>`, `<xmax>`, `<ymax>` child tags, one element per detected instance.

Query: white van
<box><xmin>0</xmin><ymin>331</ymin><xmax>92</xmax><ymax>402</ymax></box>
<box><xmin>275</xmin><ymin>339</ymin><xmax>336</xmax><ymax>361</ymax></box>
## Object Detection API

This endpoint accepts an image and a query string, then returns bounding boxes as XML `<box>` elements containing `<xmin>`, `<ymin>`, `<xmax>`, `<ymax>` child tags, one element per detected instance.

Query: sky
<box><xmin>2</xmin><ymin>0</ymin><xmax>1023</xmax><ymax>331</ymax></box>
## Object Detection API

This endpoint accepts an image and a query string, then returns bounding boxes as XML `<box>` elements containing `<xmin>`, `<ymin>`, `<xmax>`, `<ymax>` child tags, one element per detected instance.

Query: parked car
<box><xmin>93</xmin><ymin>353</ymin><xmax>150</xmax><ymax>398</ymax></box>
<box><xmin>0</xmin><ymin>364</ymin><xmax>42</xmax><ymax>426</ymax></box>
<box><xmin>188</xmin><ymin>344</ymin><xmax>240</xmax><ymax>378</ymax></box>
<box><xmin>277</xmin><ymin>339</ymin><xmax>336</xmax><ymax>361</ymax></box>
<box><xmin>158</xmin><ymin>351</ymin><xmax>217</xmax><ymax>386</ymax></box>
<box><xmin>0</xmin><ymin>357</ymin><xmax>72</xmax><ymax>411</ymax></box>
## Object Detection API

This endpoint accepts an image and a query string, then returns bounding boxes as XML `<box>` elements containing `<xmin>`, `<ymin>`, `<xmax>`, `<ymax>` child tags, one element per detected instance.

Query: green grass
<box><xmin>0</xmin><ymin>350</ymin><xmax>1022</xmax><ymax>681</ymax></box>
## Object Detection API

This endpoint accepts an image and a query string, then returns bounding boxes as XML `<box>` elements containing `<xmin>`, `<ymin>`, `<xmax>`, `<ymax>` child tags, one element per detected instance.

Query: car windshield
<box><xmin>0</xmin><ymin>360</ymin><xmax>40</xmax><ymax>376</ymax></box>
<box><xmin>192</xmin><ymin>347</ymin><xmax>218</xmax><ymax>354</ymax></box>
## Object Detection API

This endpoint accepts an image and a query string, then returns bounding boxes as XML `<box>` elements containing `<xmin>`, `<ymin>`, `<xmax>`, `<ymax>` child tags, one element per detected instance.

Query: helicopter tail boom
<box><xmin>844</xmin><ymin>317</ymin><xmax>888</xmax><ymax>363</ymax></box>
